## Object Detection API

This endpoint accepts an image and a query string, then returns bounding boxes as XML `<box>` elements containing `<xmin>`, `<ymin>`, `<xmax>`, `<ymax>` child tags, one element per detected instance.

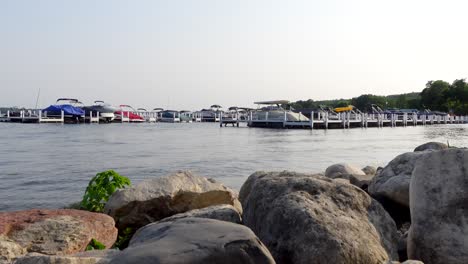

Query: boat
<box><xmin>222</xmin><ymin>107</ymin><xmax>240</xmax><ymax>122</ymax></box>
<box><xmin>199</xmin><ymin>104</ymin><xmax>222</xmax><ymax>122</ymax></box>
<box><xmin>334</xmin><ymin>105</ymin><xmax>354</xmax><ymax>113</ymax></box>
<box><xmin>136</xmin><ymin>108</ymin><xmax>157</xmax><ymax>122</ymax></box>
<box><xmin>179</xmin><ymin>110</ymin><xmax>193</xmax><ymax>123</ymax></box>
<box><xmin>249</xmin><ymin>100</ymin><xmax>309</xmax><ymax>128</ymax></box>
<box><xmin>152</xmin><ymin>108</ymin><xmax>164</xmax><ymax>122</ymax></box>
<box><xmin>160</xmin><ymin>110</ymin><xmax>181</xmax><ymax>123</ymax></box>
<box><xmin>114</xmin><ymin>105</ymin><xmax>145</xmax><ymax>122</ymax></box>
<box><xmin>82</xmin><ymin>101</ymin><xmax>117</xmax><ymax>123</ymax></box>
<box><xmin>42</xmin><ymin>98</ymin><xmax>85</xmax><ymax>123</ymax></box>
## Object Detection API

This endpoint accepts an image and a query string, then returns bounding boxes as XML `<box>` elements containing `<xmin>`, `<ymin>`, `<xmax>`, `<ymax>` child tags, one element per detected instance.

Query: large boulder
<box><xmin>0</xmin><ymin>209</ymin><xmax>117</xmax><ymax>259</ymax></box>
<box><xmin>158</xmin><ymin>204</ymin><xmax>242</xmax><ymax>224</ymax></box>
<box><xmin>408</xmin><ymin>149</ymin><xmax>468</xmax><ymax>264</ymax></box>
<box><xmin>109</xmin><ymin>217</ymin><xmax>275</xmax><ymax>264</ymax></box>
<box><xmin>413</xmin><ymin>142</ymin><xmax>448</xmax><ymax>152</ymax></box>
<box><xmin>368</xmin><ymin>151</ymin><xmax>430</xmax><ymax>208</ymax></box>
<box><xmin>239</xmin><ymin>171</ymin><xmax>399</xmax><ymax>264</ymax></box>
<box><xmin>14</xmin><ymin>250</ymin><xmax>119</xmax><ymax>264</ymax></box>
<box><xmin>104</xmin><ymin>171</ymin><xmax>242</xmax><ymax>230</ymax></box>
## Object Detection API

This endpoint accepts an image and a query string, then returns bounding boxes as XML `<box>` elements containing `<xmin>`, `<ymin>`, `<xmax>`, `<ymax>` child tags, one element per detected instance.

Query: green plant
<box><xmin>113</xmin><ymin>227</ymin><xmax>134</xmax><ymax>249</ymax></box>
<box><xmin>86</xmin><ymin>238</ymin><xmax>106</xmax><ymax>251</ymax></box>
<box><xmin>80</xmin><ymin>170</ymin><xmax>131</xmax><ymax>212</ymax></box>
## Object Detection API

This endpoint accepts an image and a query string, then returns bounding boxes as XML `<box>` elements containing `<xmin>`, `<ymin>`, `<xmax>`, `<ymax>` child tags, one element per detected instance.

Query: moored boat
<box><xmin>82</xmin><ymin>101</ymin><xmax>116</xmax><ymax>123</ymax></box>
<box><xmin>249</xmin><ymin>100</ymin><xmax>309</xmax><ymax>128</ymax></box>
<box><xmin>160</xmin><ymin>110</ymin><xmax>181</xmax><ymax>123</ymax></box>
<box><xmin>114</xmin><ymin>105</ymin><xmax>145</xmax><ymax>122</ymax></box>
<box><xmin>199</xmin><ymin>104</ymin><xmax>222</xmax><ymax>122</ymax></box>
<box><xmin>42</xmin><ymin>98</ymin><xmax>85</xmax><ymax>123</ymax></box>
<box><xmin>179</xmin><ymin>110</ymin><xmax>193</xmax><ymax>123</ymax></box>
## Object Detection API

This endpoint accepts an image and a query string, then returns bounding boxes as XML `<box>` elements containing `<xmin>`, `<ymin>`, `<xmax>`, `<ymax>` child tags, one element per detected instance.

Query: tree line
<box><xmin>291</xmin><ymin>79</ymin><xmax>468</xmax><ymax>115</ymax></box>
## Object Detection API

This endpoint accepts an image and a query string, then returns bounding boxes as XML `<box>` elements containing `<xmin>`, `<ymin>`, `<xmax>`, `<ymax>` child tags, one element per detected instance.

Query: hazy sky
<box><xmin>1</xmin><ymin>0</ymin><xmax>467</xmax><ymax>110</ymax></box>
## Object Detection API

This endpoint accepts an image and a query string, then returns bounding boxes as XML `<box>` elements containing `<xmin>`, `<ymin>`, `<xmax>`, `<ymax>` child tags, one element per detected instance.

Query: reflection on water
<box><xmin>0</xmin><ymin>123</ymin><xmax>466</xmax><ymax>211</ymax></box>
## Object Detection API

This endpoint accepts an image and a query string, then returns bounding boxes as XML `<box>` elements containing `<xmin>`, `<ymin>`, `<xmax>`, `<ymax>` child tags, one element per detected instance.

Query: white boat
<box><xmin>249</xmin><ymin>100</ymin><xmax>309</xmax><ymax>128</ymax></box>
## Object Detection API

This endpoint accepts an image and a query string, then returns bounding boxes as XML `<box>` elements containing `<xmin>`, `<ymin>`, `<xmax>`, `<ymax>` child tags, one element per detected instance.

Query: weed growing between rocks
<box><xmin>80</xmin><ymin>170</ymin><xmax>131</xmax><ymax>212</ymax></box>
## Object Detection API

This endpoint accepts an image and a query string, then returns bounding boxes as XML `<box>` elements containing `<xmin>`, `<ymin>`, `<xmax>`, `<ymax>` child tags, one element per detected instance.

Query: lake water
<box><xmin>1</xmin><ymin>122</ymin><xmax>467</xmax><ymax>211</ymax></box>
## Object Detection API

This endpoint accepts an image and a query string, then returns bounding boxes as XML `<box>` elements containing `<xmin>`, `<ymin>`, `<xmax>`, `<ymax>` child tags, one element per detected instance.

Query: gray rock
<box><xmin>408</xmin><ymin>149</ymin><xmax>468</xmax><ymax>264</ymax></box>
<box><xmin>109</xmin><ymin>218</ymin><xmax>275</xmax><ymax>264</ymax></box>
<box><xmin>368</xmin><ymin>151</ymin><xmax>430</xmax><ymax>207</ymax></box>
<box><xmin>104</xmin><ymin>171</ymin><xmax>242</xmax><ymax>229</ymax></box>
<box><xmin>325</xmin><ymin>163</ymin><xmax>366</xmax><ymax>177</ymax></box>
<box><xmin>14</xmin><ymin>250</ymin><xmax>119</xmax><ymax>264</ymax></box>
<box><xmin>158</xmin><ymin>204</ymin><xmax>241</xmax><ymax>224</ymax></box>
<box><xmin>362</xmin><ymin>165</ymin><xmax>377</xmax><ymax>176</ymax></box>
<box><xmin>413</xmin><ymin>142</ymin><xmax>448</xmax><ymax>152</ymax></box>
<box><xmin>239</xmin><ymin>171</ymin><xmax>399</xmax><ymax>264</ymax></box>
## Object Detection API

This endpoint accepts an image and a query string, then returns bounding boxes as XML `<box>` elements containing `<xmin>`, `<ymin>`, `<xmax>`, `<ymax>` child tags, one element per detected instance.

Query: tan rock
<box><xmin>325</xmin><ymin>163</ymin><xmax>366</xmax><ymax>177</ymax></box>
<box><xmin>362</xmin><ymin>165</ymin><xmax>377</xmax><ymax>176</ymax></box>
<box><xmin>0</xmin><ymin>209</ymin><xmax>117</xmax><ymax>257</ymax></box>
<box><xmin>0</xmin><ymin>237</ymin><xmax>26</xmax><ymax>264</ymax></box>
<box><xmin>104</xmin><ymin>171</ymin><xmax>242</xmax><ymax>229</ymax></box>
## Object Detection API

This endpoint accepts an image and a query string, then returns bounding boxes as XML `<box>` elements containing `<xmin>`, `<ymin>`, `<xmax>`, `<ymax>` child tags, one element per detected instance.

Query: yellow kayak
<box><xmin>334</xmin><ymin>105</ymin><xmax>354</xmax><ymax>112</ymax></box>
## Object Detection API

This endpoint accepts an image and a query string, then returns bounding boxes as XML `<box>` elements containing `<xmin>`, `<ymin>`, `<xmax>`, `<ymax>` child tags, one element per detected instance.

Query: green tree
<box><xmin>420</xmin><ymin>80</ymin><xmax>450</xmax><ymax>111</ymax></box>
<box><xmin>395</xmin><ymin>94</ymin><xmax>408</xmax><ymax>109</ymax></box>
<box><xmin>445</xmin><ymin>79</ymin><xmax>468</xmax><ymax>114</ymax></box>
<box><xmin>350</xmin><ymin>94</ymin><xmax>387</xmax><ymax>112</ymax></box>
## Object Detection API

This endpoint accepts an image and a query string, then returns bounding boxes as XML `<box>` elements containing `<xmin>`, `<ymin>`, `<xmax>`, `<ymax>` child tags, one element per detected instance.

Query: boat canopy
<box><xmin>254</xmin><ymin>100</ymin><xmax>290</xmax><ymax>105</ymax></box>
<box><xmin>238</xmin><ymin>107</ymin><xmax>254</xmax><ymax>111</ymax></box>
<box><xmin>43</xmin><ymin>104</ymin><xmax>85</xmax><ymax>116</ymax></box>
<box><xmin>210</xmin><ymin>104</ymin><xmax>222</xmax><ymax>108</ymax></box>
<box><xmin>334</xmin><ymin>105</ymin><xmax>354</xmax><ymax>113</ymax></box>
<box><xmin>56</xmin><ymin>98</ymin><xmax>80</xmax><ymax>104</ymax></box>
<box><xmin>152</xmin><ymin>108</ymin><xmax>164</xmax><ymax>111</ymax></box>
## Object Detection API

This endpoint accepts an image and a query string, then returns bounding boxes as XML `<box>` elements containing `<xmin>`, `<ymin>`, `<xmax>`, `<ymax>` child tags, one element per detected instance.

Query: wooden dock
<box><xmin>220</xmin><ymin>111</ymin><xmax>468</xmax><ymax>129</ymax></box>
<box><xmin>0</xmin><ymin>110</ymin><xmax>100</xmax><ymax>124</ymax></box>
<box><xmin>1</xmin><ymin>109</ymin><xmax>467</xmax><ymax>128</ymax></box>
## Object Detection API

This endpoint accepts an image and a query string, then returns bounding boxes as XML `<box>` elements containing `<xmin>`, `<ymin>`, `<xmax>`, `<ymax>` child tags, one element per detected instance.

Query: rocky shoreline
<box><xmin>0</xmin><ymin>141</ymin><xmax>465</xmax><ymax>264</ymax></box>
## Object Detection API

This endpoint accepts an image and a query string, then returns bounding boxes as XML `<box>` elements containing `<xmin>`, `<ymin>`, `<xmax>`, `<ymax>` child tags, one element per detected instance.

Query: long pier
<box><xmin>221</xmin><ymin>111</ymin><xmax>468</xmax><ymax>129</ymax></box>
<box><xmin>1</xmin><ymin>109</ymin><xmax>467</xmax><ymax>128</ymax></box>
<box><xmin>0</xmin><ymin>110</ymin><xmax>99</xmax><ymax>124</ymax></box>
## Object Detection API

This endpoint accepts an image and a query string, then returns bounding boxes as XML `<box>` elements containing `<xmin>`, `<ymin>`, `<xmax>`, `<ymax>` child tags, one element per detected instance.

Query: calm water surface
<box><xmin>1</xmin><ymin>122</ymin><xmax>467</xmax><ymax>211</ymax></box>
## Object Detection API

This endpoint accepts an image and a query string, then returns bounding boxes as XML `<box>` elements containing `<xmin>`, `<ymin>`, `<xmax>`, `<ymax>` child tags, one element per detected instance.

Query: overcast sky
<box><xmin>1</xmin><ymin>0</ymin><xmax>467</xmax><ymax>110</ymax></box>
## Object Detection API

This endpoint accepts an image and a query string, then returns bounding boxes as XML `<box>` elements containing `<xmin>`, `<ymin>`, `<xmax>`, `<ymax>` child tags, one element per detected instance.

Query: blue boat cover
<box><xmin>43</xmin><ymin>104</ymin><xmax>85</xmax><ymax>116</ymax></box>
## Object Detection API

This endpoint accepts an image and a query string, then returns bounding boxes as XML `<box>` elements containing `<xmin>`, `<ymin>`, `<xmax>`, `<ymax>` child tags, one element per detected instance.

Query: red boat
<box><xmin>114</xmin><ymin>105</ymin><xmax>145</xmax><ymax>122</ymax></box>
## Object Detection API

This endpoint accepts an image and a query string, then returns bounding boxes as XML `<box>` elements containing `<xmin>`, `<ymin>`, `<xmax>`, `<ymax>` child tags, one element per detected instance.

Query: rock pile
<box><xmin>4</xmin><ymin>142</ymin><xmax>466</xmax><ymax>264</ymax></box>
